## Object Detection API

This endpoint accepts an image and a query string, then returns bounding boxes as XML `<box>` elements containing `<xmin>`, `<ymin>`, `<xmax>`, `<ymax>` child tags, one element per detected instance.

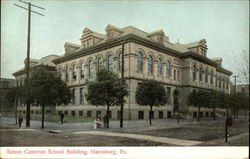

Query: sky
<box><xmin>1</xmin><ymin>0</ymin><xmax>249</xmax><ymax>83</ymax></box>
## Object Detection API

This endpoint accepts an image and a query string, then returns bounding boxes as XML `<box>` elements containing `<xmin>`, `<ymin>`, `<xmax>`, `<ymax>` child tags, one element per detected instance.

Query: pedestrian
<box><xmin>18</xmin><ymin>114</ymin><xmax>23</xmax><ymax>128</ymax></box>
<box><xmin>60</xmin><ymin>112</ymin><xmax>65</xmax><ymax>124</ymax></box>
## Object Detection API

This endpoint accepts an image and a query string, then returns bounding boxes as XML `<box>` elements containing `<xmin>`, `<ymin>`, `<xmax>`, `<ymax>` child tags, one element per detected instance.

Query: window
<box><xmin>174</xmin><ymin>70</ymin><xmax>176</xmax><ymax>80</ymax></box>
<box><xmin>64</xmin><ymin>111</ymin><xmax>68</xmax><ymax>115</ymax></box>
<box><xmin>88</xmin><ymin>59</ymin><xmax>93</xmax><ymax>78</ymax></box>
<box><xmin>138</xmin><ymin>111</ymin><xmax>144</xmax><ymax>119</ymax></box>
<box><xmin>118</xmin><ymin>53</ymin><xmax>122</xmax><ymax>71</ymax></box>
<box><xmin>193</xmin><ymin>112</ymin><xmax>197</xmax><ymax>118</ymax></box>
<box><xmin>166</xmin><ymin>61</ymin><xmax>171</xmax><ymax>77</ymax></box>
<box><xmin>137</xmin><ymin>52</ymin><xmax>143</xmax><ymax>72</ymax></box>
<box><xmin>80</xmin><ymin>63</ymin><xmax>84</xmax><ymax>78</ymax></box>
<box><xmin>98</xmin><ymin>58</ymin><xmax>103</xmax><ymax>70</ymax></box>
<box><xmin>72</xmin><ymin>64</ymin><xmax>76</xmax><ymax>80</ymax></box>
<box><xmin>65</xmin><ymin>66</ymin><xmax>69</xmax><ymax>81</ymax></box>
<box><xmin>177</xmin><ymin>71</ymin><xmax>180</xmax><ymax>81</ymax></box>
<box><xmin>108</xmin><ymin>55</ymin><xmax>113</xmax><ymax>71</ymax></box>
<box><xmin>72</xmin><ymin>89</ymin><xmax>75</xmax><ymax>104</ymax></box>
<box><xmin>71</xmin><ymin>111</ymin><xmax>75</xmax><ymax>116</ymax></box>
<box><xmin>80</xmin><ymin>88</ymin><xmax>84</xmax><ymax>104</ymax></box>
<box><xmin>148</xmin><ymin>55</ymin><xmax>153</xmax><ymax>74</ymax></box>
<box><xmin>96</xmin><ymin>111</ymin><xmax>101</xmax><ymax>118</ymax></box>
<box><xmin>210</xmin><ymin>71</ymin><xmax>213</xmax><ymax>84</ymax></box>
<box><xmin>117</xmin><ymin>111</ymin><xmax>120</xmax><ymax>119</ymax></box>
<box><xmin>159</xmin><ymin>111</ymin><xmax>163</xmax><ymax>119</ymax></box>
<box><xmin>167</xmin><ymin>111</ymin><xmax>172</xmax><ymax>118</ymax></box>
<box><xmin>199</xmin><ymin>67</ymin><xmax>202</xmax><ymax>81</ymax></box>
<box><xmin>205</xmin><ymin>112</ymin><xmax>209</xmax><ymax>117</ymax></box>
<box><xmin>226</xmin><ymin>80</ymin><xmax>229</xmax><ymax>89</ymax></box>
<box><xmin>79</xmin><ymin>111</ymin><xmax>83</xmax><ymax>116</ymax></box>
<box><xmin>205</xmin><ymin>69</ymin><xmax>208</xmax><ymax>83</ymax></box>
<box><xmin>192</xmin><ymin>65</ymin><xmax>196</xmax><ymax>81</ymax></box>
<box><xmin>199</xmin><ymin>112</ymin><xmax>203</xmax><ymax>118</ymax></box>
<box><xmin>157</xmin><ymin>58</ymin><xmax>162</xmax><ymax>75</ymax></box>
<box><xmin>87</xmin><ymin>111</ymin><xmax>92</xmax><ymax>117</ymax></box>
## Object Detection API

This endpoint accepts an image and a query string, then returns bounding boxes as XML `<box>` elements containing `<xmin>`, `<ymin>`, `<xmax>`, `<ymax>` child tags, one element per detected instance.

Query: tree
<box><xmin>235</xmin><ymin>50</ymin><xmax>249</xmax><ymax>84</ymax></box>
<box><xmin>189</xmin><ymin>90</ymin><xmax>209</xmax><ymax>122</ymax></box>
<box><xmin>135</xmin><ymin>80</ymin><xmax>167</xmax><ymax>125</ymax></box>
<box><xmin>208</xmin><ymin>90</ymin><xmax>219</xmax><ymax>120</ymax></box>
<box><xmin>86</xmin><ymin>69</ymin><xmax>128</xmax><ymax>128</ymax></box>
<box><xmin>22</xmin><ymin>67</ymin><xmax>71</xmax><ymax>128</ymax></box>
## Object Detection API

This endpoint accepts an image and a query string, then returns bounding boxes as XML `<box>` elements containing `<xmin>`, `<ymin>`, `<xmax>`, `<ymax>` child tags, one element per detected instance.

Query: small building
<box><xmin>0</xmin><ymin>78</ymin><xmax>15</xmax><ymax>112</ymax></box>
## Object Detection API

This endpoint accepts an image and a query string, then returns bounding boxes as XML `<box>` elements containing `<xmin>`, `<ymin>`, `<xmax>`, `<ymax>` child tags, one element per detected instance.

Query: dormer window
<box><xmin>105</xmin><ymin>24</ymin><xmax>124</xmax><ymax>39</ymax></box>
<box><xmin>147</xmin><ymin>30</ymin><xmax>165</xmax><ymax>43</ymax></box>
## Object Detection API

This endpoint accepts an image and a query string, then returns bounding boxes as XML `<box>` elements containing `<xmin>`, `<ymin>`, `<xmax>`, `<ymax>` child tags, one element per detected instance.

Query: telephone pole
<box><xmin>120</xmin><ymin>39</ymin><xmax>125</xmax><ymax>128</ymax></box>
<box><xmin>14</xmin><ymin>0</ymin><xmax>45</xmax><ymax>127</ymax></box>
<box><xmin>232</xmin><ymin>75</ymin><xmax>239</xmax><ymax>94</ymax></box>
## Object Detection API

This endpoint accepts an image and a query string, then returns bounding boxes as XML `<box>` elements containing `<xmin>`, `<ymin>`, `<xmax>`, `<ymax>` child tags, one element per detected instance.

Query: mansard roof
<box><xmin>53</xmin><ymin>24</ymin><xmax>232</xmax><ymax>75</ymax></box>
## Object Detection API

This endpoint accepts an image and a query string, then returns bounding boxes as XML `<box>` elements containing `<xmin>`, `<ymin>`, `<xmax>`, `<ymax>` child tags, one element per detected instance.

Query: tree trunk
<box><xmin>177</xmin><ymin>109</ymin><xmax>180</xmax><ymax>124</ymax></box>
<box><xmin>244</xmin><ymin>108</ymin><xmax>246</xmax><ymax>118</ymax></box>
<box><xmin>213</xmin><ymin>106</ymin><xmax>216</xmax><ymax>121</ymax></box>
<box><xmin>107</xmin><ymin>105</ymin><xmax>110</xmax><ymax>128</ymax></box>
<box><xmin>41</xmin><ymin>104</ymin><xmax>45</xmax><ymax>129</ymax></box>
<box><xmin>149</xmin><ymin>105</ymin><xmax>153</xmax><ymax>125</ymax></box>
<box><xmin>197</xmin><ymin>106</ymin><xmax>200</xmax><ymax>122</ymax></box>
<box><xmin>236</xmin><ymin>109</ymin><xmax>239</xmax><ymax>118</ymax></box>
<box><xmin>15</xmin><ymin>99</ymin><xmax>17</xmax><ymax>125</ymax></box>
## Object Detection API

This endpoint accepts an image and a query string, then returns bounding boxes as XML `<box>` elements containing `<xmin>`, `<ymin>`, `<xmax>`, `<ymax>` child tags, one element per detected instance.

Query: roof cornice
<box><xmin>53</xmin><ymin>34</ymin><xmax>183</xmax><ymax>64</ymax></box>
<box><xmin>52</xmin><ymin>34</ymin><xmax>232</xmax><ymax>76</ymax></box>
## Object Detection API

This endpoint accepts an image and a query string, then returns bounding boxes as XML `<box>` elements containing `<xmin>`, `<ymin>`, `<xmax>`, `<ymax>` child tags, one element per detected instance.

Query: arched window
<box><xmin>97</xmin><ymin>58</ymin><xmax>103</xmax><ymax>70</ymax></box>
<box><xmin>137</xmin><ymin>51</ymin><xmax>143</xmax><ymax>72</ymax></box>
<box><xmin>166</xmin><ymin>61</ymin><xmax>171</xmax><ymax>77</ymax></box>
<box><xmin>157</xmin><ymin>58</ymin><xmax>162</xmax><ymax>75</ymax></box>
<box><xmin>199</xmin><ymin>67</ymin><xmax>202</xmax><ymax>81</ymax></box>
<box><xmin>108</xmin><ymin>55</ymin><xmax>113</xmax><ymax>71</ymax></box>
<box><xmin>88</xmin><ymin>59</ymin><xmax>93</xmax><ymax>78</ymax></box>
<box><xmin>80</xmin><ymin>63</ymin><xmax>84</xmax><ymax>78</ymax></box>
<box><xmin>118</xmin><ymin>52</ymin><xmax>122</xmax><ymax>71</ymax></box>
<box><xmin>192</xmin><ymin>65</ymin><xmax>196</xmax><ymax>81</ymax></box>
<box><xmin>65</xmin><ymin>66</ymin><xmax>69</xmax><ymax>81</ymax></box>
<box><xmin>205</xmin><ymin>69</ymin><xmax>208</xmax><ymax>83</ymax></box>
<box><xmin>148</xmin><ymin>55</ymin><xmax>153</xmax><ymax>74</ymax></box>
<box><xmin>72</xmin><ymin>64</ymin><xmax>76</xmax><ymax>80</ymax></box>
<box><xmin>210</xmin><ymin>70</ymin><xmax>213</xmax><ymax>84</ymax></box>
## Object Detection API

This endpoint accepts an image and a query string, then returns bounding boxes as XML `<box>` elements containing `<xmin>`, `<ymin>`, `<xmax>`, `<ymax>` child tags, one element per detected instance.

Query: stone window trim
<box><xmin>137</xmin><ymin>51</ymin><xmax>144</xmax><ymax>73</ymax></box>
<box><xmin>157</xmin><ymin>58</ymin><xmax>163</xmax><ymax>76</ymax></box>
<box><xmin>108</xmin><ymin>55</ymin><xmax>113</xmax><ymax>72</ymax></box>
<box><xmin>147</xmin><ymin>55</ymin><xmax>154</xmax><ymax>74</ymax></box>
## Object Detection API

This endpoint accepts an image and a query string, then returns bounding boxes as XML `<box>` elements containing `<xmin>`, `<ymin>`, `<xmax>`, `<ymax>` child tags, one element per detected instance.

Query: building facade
<box><xmin>14</xmin><ymin>24</ymin><xmax>232</xmax><ymax>120</ymax></box>
<box><xmin>0</xmin><ymin>78</ymin><xmax>15</xmax><ymax>112</ymax></box>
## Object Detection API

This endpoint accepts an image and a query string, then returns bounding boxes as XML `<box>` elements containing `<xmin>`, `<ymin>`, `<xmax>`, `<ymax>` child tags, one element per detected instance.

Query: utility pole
<box><xmin>14</xmin><ymin>0</ymin><xmax>45</xmax><ymax>127</ymax></box>
<box><xmin>232</xmin><ymin>75</ymin><xmax>239</xmax><ymax>94</ymax></box>
<box><xmin>120</xmin><ymin>39</ymin><xmax>125</xmax><ymax>128</ymax></box>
